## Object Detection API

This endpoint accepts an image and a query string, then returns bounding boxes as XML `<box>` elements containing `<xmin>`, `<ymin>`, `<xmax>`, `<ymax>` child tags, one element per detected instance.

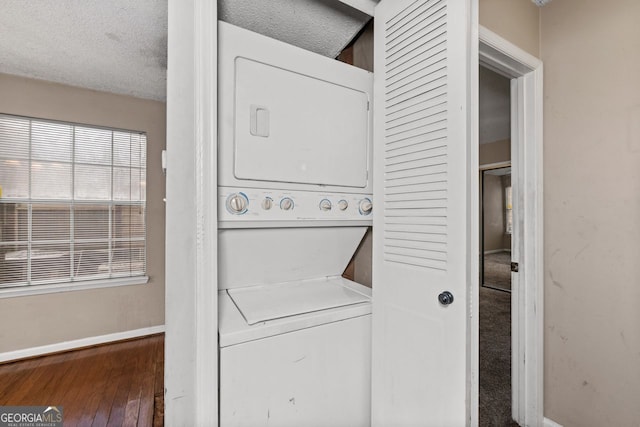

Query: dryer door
<box><xmin>234</xmin><ymin>57</ymin><xmax>370</xmax><ymax>188</ymax></box>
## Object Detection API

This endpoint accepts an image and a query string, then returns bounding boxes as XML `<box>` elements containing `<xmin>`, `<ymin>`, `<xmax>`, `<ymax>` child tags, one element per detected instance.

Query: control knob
<box><xmin>280</xmin><ymin>197</ymin><xmax>294</xmax><ymax>211</ymax></box>
<box><xmin>319</xmin><ymin>199</ymin><xmax>332</xmax><ymax>211</ymax></box>
<box><xmin>226</xmin><ymin>193</ymin><xmax>249</xmax><ymax>215</ymax></box>
<box><xmin>359</xmin><ymin>198</ymin><xmax>373</xmax><ymax>215</ymax></box>
<box><xmin>338</xmin><ymin>200</ymin><xmax>348</xmax><ymax>211</ymax></box>
<box><xmin>262</xmin><ymin>197</ymin><xmax>273</xmax><ymax>210</ymax></box>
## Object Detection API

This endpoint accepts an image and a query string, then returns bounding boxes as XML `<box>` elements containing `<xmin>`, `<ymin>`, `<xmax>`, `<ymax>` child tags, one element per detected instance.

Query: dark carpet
<box><xmin>479</xmin><ymin>286</ymin><xmax>518</xmax><ymax>427</ymax></box>
<box><xmin>483</xmin><ymin>251</ymin><xmax>511</xmax><ymax>291</ymax></box>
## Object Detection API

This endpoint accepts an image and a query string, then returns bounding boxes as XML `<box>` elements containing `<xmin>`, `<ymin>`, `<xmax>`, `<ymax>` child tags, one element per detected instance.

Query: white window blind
<box><xmin>0</xmin><ymin>114</ymin><xmax>146</xmax><ymax>289</ymax></box>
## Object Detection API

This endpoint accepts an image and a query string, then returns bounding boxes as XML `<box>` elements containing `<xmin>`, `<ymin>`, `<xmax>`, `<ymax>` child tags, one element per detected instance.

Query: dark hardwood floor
<box><xmin>0</xmin><ymin>334</ymin><xmax>164</xmax><ymax>427</ymax></box>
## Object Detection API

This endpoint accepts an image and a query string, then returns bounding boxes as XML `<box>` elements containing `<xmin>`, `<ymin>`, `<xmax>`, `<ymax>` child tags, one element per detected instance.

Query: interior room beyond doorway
<box><xmin>482</xmin><ymin>166</ymin><xmax>512</xmax><ymax>292</ymax></box>
<box><xmin>479</xmin><ymin>64</ymin><xmax>516</xmax><ymax>426</ymax></box>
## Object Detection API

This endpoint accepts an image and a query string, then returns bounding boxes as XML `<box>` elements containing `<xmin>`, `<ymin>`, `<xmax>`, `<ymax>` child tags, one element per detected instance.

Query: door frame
<box><xmin>165</xmin><ymin>0</ymin><xmax>218</xmax><ymax>425</ymax></box>
<box><xmin>474</xmin><ymin>27</ymin><xmax>544</xmax><ymax>427</ymax></box>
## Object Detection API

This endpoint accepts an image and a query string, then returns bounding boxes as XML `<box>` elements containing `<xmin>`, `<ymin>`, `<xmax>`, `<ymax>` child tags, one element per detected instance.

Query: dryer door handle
<box><xmin>250</xmin><ymin>105</ymin><xmax>270</xmax><ymax>137</ymax></box>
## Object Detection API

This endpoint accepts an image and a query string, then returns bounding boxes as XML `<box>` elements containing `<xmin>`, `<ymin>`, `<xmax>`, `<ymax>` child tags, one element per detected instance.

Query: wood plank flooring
<box><xmin>0</xmin><ymin>334</ymin><xmax>164</xmax><ymax>427</ymax></box>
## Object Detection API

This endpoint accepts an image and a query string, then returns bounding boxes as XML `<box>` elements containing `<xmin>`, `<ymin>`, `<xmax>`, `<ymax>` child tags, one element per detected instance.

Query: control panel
<box><xmin>219</xmin><ymin>187</ymin><xmax>373</xmax><ymax>222</ymax></box>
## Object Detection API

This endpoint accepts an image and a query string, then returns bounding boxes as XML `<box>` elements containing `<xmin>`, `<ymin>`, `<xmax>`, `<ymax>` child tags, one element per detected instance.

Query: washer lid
<box><xmin>227</xmin><ymin>277</ymin><xmax>370</xmax><ymax>325</ymax></box>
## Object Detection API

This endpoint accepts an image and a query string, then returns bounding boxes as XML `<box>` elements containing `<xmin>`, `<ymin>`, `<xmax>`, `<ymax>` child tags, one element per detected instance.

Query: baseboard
<box><xmin>544</xmin><ymin>417</ymin><xmax>563</xmax><ymax>427</ymax></box>
<box><xmin>0</xmin><ymin>325</ymin><xmax>165</xmax><ymax>363</ymax></box>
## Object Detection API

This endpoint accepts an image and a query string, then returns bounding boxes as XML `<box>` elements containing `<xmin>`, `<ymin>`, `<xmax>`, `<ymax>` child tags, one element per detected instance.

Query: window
<box><xmin>0</xmin><ymin>114</ymin><xmax>146</xmax><ymax>291</ymax></box>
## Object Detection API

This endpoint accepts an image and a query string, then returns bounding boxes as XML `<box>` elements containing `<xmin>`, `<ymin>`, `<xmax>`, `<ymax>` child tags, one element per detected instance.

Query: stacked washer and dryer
<box><xmin>217</xmin><ymin>22</ymin><xmax>374</xmax><ymax>427</ymax></box>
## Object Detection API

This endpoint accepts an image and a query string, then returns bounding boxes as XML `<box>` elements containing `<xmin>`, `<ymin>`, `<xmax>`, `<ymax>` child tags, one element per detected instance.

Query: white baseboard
<box><xmin>0</xmin><ymin>325</ymin><xmax>165</xmax><ymax>363</ymax></box>
<box><xmin>544</xmin><ymin>417</ymin><xmax>563</xmax><ymax>427</ymax></box>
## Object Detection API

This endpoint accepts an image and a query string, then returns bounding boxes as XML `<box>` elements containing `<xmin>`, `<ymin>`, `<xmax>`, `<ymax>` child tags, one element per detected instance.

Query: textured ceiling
<box><xmin>479</xmin><ymin>66</ymin><xmax>511</xmax><ymax>145</ymax></box>
<box><xmin>0</xmin><ymin>1</ymin><xmax>368</xmax><ymax>102</ymax></box>
<box><xmin>0</xmin><ymin>0</ymin><xmax>167</xmax><ymax>101</ymax></box>
<box><xmin>219</xmin><ymin>0</ymin><xmax>370</xmax><ymax>59</ymax></box>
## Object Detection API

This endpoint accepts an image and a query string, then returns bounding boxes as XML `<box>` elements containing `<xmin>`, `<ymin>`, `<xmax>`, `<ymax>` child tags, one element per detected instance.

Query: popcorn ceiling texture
<box><xmin>0</xmin><ymin>0</ymin><xmax>168</xmax><ymax>101</ymax></box>
<box><xmin>0</xmin><ymin>0</ymin><xmax>369</xmax><ymax>101</ymax></box>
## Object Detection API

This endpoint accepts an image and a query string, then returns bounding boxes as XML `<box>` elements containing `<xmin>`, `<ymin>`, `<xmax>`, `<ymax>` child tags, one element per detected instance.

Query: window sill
<box><xmin>0</xmin><ymin>276</ymin><xmax>149</xmax><ymax>299</ymax></box>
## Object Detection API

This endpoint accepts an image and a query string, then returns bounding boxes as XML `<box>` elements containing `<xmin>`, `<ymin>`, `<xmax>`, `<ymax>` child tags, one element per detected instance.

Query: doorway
<box><xmin>475</xmin><ymin>27</ymin><xmax>544</xmax><ymax>427</ymax></box>
<box><xmin>478</xmin><ymin>65</ymin><xmax>516</xmax><ymax>426</ymax></box>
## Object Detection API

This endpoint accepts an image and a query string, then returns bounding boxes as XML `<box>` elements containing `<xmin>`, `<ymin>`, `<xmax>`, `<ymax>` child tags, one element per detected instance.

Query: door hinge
<box><xmin>511</xmin><ymin>262</ymin><xmax>519</xmax><ymax>273</ymax></box>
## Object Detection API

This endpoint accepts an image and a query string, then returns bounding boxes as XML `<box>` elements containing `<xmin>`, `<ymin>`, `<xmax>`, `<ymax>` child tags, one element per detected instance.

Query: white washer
<box><xmin>219</xmin><ymin>277</ymin><xmax>371</xmax><ymax>427</ymax></box>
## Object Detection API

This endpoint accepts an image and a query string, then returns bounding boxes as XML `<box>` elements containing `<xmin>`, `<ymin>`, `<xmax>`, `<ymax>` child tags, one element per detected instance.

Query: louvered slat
<box><xmin>384</xmin><ymin>0</ymin><xmax>448</xmax><ymax>271</ymax></box>
<box><xmin>386</xmin><ymin>15</ymin><xmax>446</xmax><ymax>62</ymax></box>
<box><xmin>385</xmin><ymin>3</ymin><xmax>446</xmax><ymax>54</ymax></box>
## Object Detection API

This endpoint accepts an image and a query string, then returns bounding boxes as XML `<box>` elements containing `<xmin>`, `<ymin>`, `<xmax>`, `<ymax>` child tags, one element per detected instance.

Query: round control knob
<box><xmin>226</xmin><ymin>192</ymin><xmax>249</xmax><ymax>215</ymax></box>
<box><xmin>261</xmin><ymin>197</ymin><xmax>273</xmax><ymax>210</ymax></box>
<box><xmin>359</xmin><ymin>198</ymin><xmax>373</xmax><ymax>215</ymax></box>
<box><xmin>280</xmin><ymin>197</ymin><xmax>294</xmax><ymax>211</ymax></box>
<box><xmin>319</xmin><ymin>199</ymin><xmax>332</xmax><ymax>211</ymax></box>
<box><xmin>338</xmin><ymin>200</ymin><xmax>348</xmax><ymax>211</ymax></box>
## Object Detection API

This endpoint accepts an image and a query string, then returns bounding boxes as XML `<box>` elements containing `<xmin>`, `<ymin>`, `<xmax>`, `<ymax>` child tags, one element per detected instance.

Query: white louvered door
<box><xmin>372</xmin><ymin>0</ymin><xmax>476</xmax><ymax>425</ymax></box>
